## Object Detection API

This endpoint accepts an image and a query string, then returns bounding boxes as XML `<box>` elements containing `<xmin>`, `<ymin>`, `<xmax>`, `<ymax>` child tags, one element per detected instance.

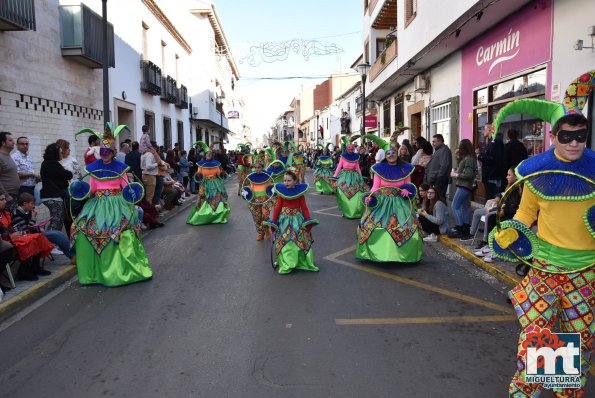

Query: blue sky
<box><xmin>215</xmin><ymin>0</ymin><xmax>363</xmax><ymax>138</ymax></box>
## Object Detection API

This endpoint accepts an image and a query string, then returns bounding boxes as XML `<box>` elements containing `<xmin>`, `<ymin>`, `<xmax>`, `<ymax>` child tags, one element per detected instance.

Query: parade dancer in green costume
<box><xmin>264</xmin><ymin>170</ymin><xmax>319</xmax><ymax>274</ymax></box>
<box><xmin>69</xmin><ymin>123</ymin><xmax>152</xmax><ymax>287</ymax></box>
<box><xmin>266</xmin><ymin>159</ymin><xmax>286</xmax><ymax>184</ymax></box>
<box><xmin>314</xmin><ymin>144</ymin><xmax>335</xmax><ymax>194</ymax></box>
<box><xmin>333</xmin><ymin>137</ymin><xmax>366</xmax><ymax>218</ymax></box>
<box><xmin>356</xmin><ymin>143</ymin><xmax>422</xmax><ymax>263</ymax></box>
<box><xmin>186</xmin><ymin>141</ymin><xmax>231</xmax><ymax>225</ymax></box>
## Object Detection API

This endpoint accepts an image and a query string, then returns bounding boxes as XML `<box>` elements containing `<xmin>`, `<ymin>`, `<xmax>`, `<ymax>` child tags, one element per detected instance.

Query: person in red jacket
<box><xmin>265</xmin><ymin>170</ymin><xmax>319</xmax><ymax>274</ymax></box>
<box><xmin>84</xmin><ymin>135</ymin><xmax>100</xmax><ymax>165</ymax></box>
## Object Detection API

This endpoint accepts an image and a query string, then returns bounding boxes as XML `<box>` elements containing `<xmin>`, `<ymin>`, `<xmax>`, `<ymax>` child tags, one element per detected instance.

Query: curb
<box><xmin>439</xmin><ymin>236</ymin><xmax>522</xmax><ymax>288</ymax></box>
<box><xmin>0</xmin><ymin>191</ymin><xmax>200</xmax><ymax>322</ymax></box>
<box><xmin>0</xmin><ymin>264</ymin><xmax>76</xmax><ymax>320</ymax></box>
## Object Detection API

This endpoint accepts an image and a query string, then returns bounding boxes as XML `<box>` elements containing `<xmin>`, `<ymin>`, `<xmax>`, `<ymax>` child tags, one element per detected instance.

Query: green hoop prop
<box><xmin>493</xmin><ymin>169</ymin><xmax>595</xmax><ymax>273</ymax></box>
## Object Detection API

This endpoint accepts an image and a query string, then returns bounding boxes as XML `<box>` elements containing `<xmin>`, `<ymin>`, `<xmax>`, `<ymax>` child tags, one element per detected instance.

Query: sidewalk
<box><xmin>0</xmin><ymin>192</ymin><xmax>199</xmax><ymax>321</ymax></box>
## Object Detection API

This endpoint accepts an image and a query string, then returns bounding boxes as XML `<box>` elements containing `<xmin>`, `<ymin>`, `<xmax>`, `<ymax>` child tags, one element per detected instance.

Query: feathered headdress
<box><xmin>283</xmin><ymin>140</ymin><xmax>297</xmax><ymax>152</ymax></box>
<box><xmin>75</xmin><ymin>122</ymin><xmax>130</xmax><ymax>152</ymax></box>
<box><xmin>362</xmin><ymin>134</ymin><xmax>389</xmax><ymax>151</ymax></box>
<box><xmin>492</xmin><ymin>70</ymin><xmax>595</xmax><ymax>138</ymax></box>
<box><xmin>193</xmin><ymin>140</ymin><xmax>210</xmax><ymax>153</ymax></box>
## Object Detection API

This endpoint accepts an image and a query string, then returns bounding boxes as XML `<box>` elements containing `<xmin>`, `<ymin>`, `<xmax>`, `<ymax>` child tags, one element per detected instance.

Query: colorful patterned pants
<box><xmin>237</xmin><ymin>168</ymin><xmax>249</xmax><ymax>195</ymax></box>
<box><xmin>248</xmin><ymin>196</ymin><xmax>272</xmax><ymax>236</ymax></box>
<box><xmin>508</xmin><ymin>264</ymin><xmax>595</xmax><ymax>398</ymax></box>
<box><xmin>295</xmin><ymin>164</ymin><xmax>306</xmax><ymax>182</ymax></box>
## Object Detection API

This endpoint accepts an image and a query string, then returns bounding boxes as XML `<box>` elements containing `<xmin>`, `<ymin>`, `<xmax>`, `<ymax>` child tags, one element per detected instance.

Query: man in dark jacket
<box><xmin>477</xmin><ymin>125</ymin><xmax>504</xmax><ymax>200</ymax></box>
<box><xmin>503</xmin><ymin>129</ymin><xmax>528</xmax><ymax>189</ymax></box>
<box><xmin>424</xmin><ymin>134</ymin><xmax>452</xmax><ymax>198</ymax></box>
<box><xmin>125</xmin><ymin>141</ymin><xmax>143</xmax><ymax>183</ymax></box>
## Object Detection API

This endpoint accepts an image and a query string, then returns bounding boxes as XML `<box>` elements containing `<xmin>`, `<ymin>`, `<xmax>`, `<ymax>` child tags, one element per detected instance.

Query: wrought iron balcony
<box><xmin>59</xmin><ymin>4</ymin><xmax>115</xmax><ymax>68</ymax></box>
<box><xmin>160</xmin><ymin>75</ymin><xmax>177</xmax><ymax>104</ymax></box>
<box><xmin>0</xmin><ymin>0</ymin><xmax>36</xmax><ymax>31</ymax></box>
<box><xmin>176</xmin><ymin>85</ymin><xmax>188</xmax><ymax>109</ymax></box>
<box><xmin>140</xmin><ymin>60</ymin><xmax>162</xmax><ymax>95</ymax></box>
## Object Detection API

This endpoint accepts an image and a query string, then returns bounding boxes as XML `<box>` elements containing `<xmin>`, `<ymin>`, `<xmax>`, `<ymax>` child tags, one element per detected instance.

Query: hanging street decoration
<box><xmin>239</xmin><ymin>39</ymin><xmax>344</xmax><ymax>66</ymax></box>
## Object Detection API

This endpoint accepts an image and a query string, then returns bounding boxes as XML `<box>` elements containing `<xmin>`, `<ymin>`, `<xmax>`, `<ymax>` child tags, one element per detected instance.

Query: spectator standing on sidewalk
<box><xmin>11</xmin><ymin>136</ymin><xmax>39</xmax><ymax>196</ymax></box>
<box><xmin>141</xmin><ymin>142</ymin><xmax>160</xmax><ymax>204</ymax></box>
<box><xmin>56</xmin><ymin>139</ymin><xmax>83</xmax><ymax>238</ymax></box>
<box><xmin>424</xmin><ymin>134</ymin><xmax>452</xmax><ymax>199</ymax></box>
<box><xmin>40</xmin><ymin>143</ymin><xmax>73</xmax><ymax>232</ymax></box>
<box><xmin>477</xmin><ymin>124</ymin><xmax>504</xmax><ymax>200</ymax></box>
<box><xmin>125</xmin><ymin>141</ymin><xmax>142</xmax><ymax>183</ymax></box>
<box><xmin>448</xmin><ymin>139</ymin><xmax>478</xmax><ymax>239</ymax></box>
<box><xmin>178</xmin><ymin>150</ymin><xmax>190</xmax><ymax>192</ymax></box>
<box><xmin>502</xmin><ymin>128</ymin><xmax>527</xmax><ymax>189</ymax></box>
<box><xmin>0</xmin><ymin>132</ymin><xmax>25</xmax><ymax>214</ymax></box>
<box><xmin>116</xmin><ymin>142</ymin><xmax>129</xmax><ymax>164</ymax></box>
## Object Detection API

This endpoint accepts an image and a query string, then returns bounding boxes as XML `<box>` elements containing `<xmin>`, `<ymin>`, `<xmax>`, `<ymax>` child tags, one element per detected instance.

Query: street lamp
<box><xmin>216</xmin><ymin>94</ymin><xmax>225</xmax><ymax>145</ymax></box>
<box><xmin>357</xmin><ymin>62</ymin><xmax>371</xmax><ymax>135</ymax></box>
<box><xmin>315</xmin><ymin>109</ymin><xmax>321</xmax><ymax>145</ymax></box>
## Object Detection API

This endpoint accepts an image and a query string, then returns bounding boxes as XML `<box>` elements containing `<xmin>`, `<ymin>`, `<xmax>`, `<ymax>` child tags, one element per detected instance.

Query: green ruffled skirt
<box><xmin>186</xmin><ymin>201</ymin><xmax>230</xmax><ymax>225</ymax></box>
<box><xmin>187</xmin><ymin>178</ymin><xmax>230</xmax><ymax>225</ymax></box>
<box><xmin>336</xmin><ymin>170</ymin><xmax>365</xmax><ymax>218</ymax></box>
<box><xmin>274</xmin><ymin>211</ymin><xmax>318</xmax><ymax>274</ymax></box>
<box><xmin>314</xmin><ymin>167</ymin><xmax>334</xmax><ymax>193</ymax></box>
<box><xmin>74</xmin><ymin>194</ymin><xmax>152</xmax><ymax>286</ymax></box>
<box><xmin>75</xmin><ymin>230</ymin><xmax>152</xmax><ymax>286</ymax></box>
<box><xmin>356</xmin><ymin>188</ymin><xmax>422</xmax><ymax>263</ymax></box>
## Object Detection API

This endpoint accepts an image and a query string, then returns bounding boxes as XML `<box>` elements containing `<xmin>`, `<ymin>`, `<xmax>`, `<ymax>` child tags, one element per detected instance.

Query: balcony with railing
<box><xmin>0</xmin><ymin>0</ymin><xmax>36</xmax><ymax>31</ymax></box>
<box><xmin>59</xmin><ymin>4</ymin><xmax>114</xmax><ymax>68</ymax></box>
<box><xmin>176</xmin><ymin>85</ymin><xmax>189</xmax><ymax>109</ymax></box>
<box><xmin>369</xmin><ymin>37</ymin><xmax>397</xmax><ymax>82</ymax></box>
<box><xmin>160</xmin><ymin>76</ymin><xmax>177</xmax><ymax>104</ymax></box>
<box><xmin>140</xmin><ymin>60</ymin><xmax>161</xmax><ymax>95</ymax></box>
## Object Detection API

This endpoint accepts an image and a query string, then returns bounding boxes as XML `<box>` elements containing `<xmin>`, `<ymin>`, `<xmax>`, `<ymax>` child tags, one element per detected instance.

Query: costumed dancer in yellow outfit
<box><xmin>490</xmin><ymin>70</ymin><xmax>595</xmax><ymax>398</ymax></box>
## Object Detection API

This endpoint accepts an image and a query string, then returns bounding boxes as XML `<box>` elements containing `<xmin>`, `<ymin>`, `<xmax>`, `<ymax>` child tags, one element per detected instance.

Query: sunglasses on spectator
<box><xmin>556</xmin><ymin>129</ymin><xmax>587</xmax><ymax>144</ymax></box>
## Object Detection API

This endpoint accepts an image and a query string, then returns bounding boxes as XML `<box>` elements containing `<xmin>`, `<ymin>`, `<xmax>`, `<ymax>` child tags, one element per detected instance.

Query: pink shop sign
<box><xmin>460</xmin><ymin>0</ymin><xmax>553</xmax><ymax>138</ymax></box>
<box><xmin>461</xmin><ymin>0</ymin><xmax>552</xmax><ymax>83</ymax></box>
<box><xmin>364</xmin><ymin>115</ymin><xmax>378</xmax><ymax>128</ymax></box>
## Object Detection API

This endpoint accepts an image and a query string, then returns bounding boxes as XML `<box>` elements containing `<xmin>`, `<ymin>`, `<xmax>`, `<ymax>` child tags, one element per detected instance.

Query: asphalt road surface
<box><xmin>0</xmin><ymin>173</ymin><xmax>587</xmax><ymax>397</ymax></box>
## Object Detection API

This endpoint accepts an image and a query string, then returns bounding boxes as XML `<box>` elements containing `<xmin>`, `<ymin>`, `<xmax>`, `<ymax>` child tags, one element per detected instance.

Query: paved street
<box><xmin>0</xmin><ymin>174</ymin><xmax>587</xmax><ymax>398</ymax></box>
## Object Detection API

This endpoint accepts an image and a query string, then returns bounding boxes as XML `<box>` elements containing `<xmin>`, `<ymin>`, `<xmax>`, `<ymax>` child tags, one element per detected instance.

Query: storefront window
<box><xmin>473</xmin><ymin>68</ymin><xmax>547</xmax><ymax>157</ymax></box>
<box><xmin>431</xmin><ymin>102</ymin><xmax>451</xmax><ymax>146</ymax></box>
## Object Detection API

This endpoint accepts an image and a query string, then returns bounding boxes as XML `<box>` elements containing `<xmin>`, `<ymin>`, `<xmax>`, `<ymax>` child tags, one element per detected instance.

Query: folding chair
<box><xmin>470</xmin><ymin>215</ymin><xmax>486</xmax><ymax>245</ymax></box>
<box><xmin>4</xmin><ymin>261</ymin><xmax>16</xmax><ymax>289</ymax></box>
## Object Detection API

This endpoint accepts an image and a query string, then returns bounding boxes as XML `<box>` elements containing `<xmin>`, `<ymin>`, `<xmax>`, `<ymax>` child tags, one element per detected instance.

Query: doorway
<box><xmin>410</xmin><ymin>112</ymin><xmax>422</xmax><ymax>138</ymax></box>
<box><xmin>116</xmin><ymin>107</ymin><xmax>134</xmax><ymax>143</ymax></box>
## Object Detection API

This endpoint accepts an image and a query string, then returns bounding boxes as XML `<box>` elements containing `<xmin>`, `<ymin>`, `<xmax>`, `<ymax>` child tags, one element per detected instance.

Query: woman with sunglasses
<box><xmin>356</xmin><ymin>138</ymin><xmax>422</xmax><ymax>263</ymax></box>
<box><xmin>333</xmin><ymin>144</ymin><xmax>366</xmax><ymax>218</ymax></box>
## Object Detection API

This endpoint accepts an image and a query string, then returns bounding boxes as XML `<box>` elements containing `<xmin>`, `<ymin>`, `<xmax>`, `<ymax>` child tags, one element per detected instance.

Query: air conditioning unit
<box><xmin>414</xmin><ymin>75</ymin><xmax>428</xmax><ymax>93</ymax></box>
<box><xmin>192</xmin><ymin>106</ymin><xmax>199</xmax><ymax>116</ymax></box>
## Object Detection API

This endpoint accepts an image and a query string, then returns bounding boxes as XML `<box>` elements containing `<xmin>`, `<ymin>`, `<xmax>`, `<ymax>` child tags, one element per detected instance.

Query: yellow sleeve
<box><xmin>513</xmin><ymin>188</ymin><xmax>539</xmax><ymax>228</ymax></box>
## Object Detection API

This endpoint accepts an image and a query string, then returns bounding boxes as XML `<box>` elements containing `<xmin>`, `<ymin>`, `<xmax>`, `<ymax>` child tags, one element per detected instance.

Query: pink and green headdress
<box><xmin>492</xmin><ymin>70</ymin><xmax>595</xmax><ymax>139</ymax></box>
<box><xmin>75</xmin><ymin>122</ymin><xmax>130</xmax><ymax>154</ymax></box>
